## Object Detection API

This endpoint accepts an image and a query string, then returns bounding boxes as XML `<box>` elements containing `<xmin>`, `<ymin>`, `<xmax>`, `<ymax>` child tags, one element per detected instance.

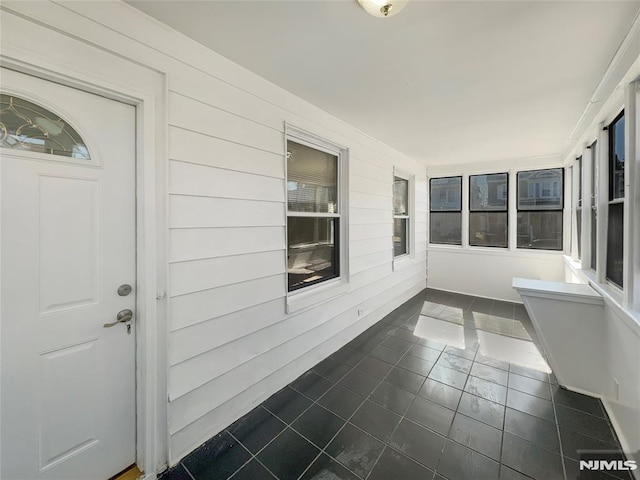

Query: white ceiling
<box><xmin>129</xmin><ymin>0</ymin><xmax>640</xmax><ymax>165</ymax></box>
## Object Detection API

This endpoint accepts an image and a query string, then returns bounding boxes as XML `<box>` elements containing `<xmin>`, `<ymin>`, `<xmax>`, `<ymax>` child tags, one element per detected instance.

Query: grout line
<box><xmin>179</xmin><ymin>463</ymin><xmax>196</xmax><ymax>480</ymax></box>
<box><xmin>225</xmin><ymin>428</ymin><xmax>281</xmax><ymax>480</ymax></box>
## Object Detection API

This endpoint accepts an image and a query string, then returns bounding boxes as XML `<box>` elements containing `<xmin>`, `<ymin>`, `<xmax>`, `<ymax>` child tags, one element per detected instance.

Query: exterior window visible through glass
<box><xmin>0</xmin><ymin>94</ymin><xmax>90</xmax><ymax>159</ymax></box>
<box><xmin>469</xmin><ymin>173</ymin><xmax>508</xmax><ymax>248</ymax></box>
<box><xmin>576</xmin><ymin>157</ymin><xmax>582</xmax><ymax>259</ymax></box>
<box><xmin>393</xmin><ymin>176</ymin><xmax>410</xmax><ymax>257</ymax></box>
<box><xmin>287</xmin><ymin>140</ymin><xmax>340</xmax><ymax>291</ymax></box>
<box><xmin>430</xmin><ymin>177</ymin><xmax>462</xmax><ymax>245</ymax></box>
<box><xmin>606</xmin><ymin>112</ymin><xmax>624</xmax><ymax>288</ymax></box>
<box><xmin>590</xmin><ymin>141</ymin><xmax>597</xmax><ymax>270</ymax></box>
<box><xmin>517</xmin><ymin>168</ymin><xmax>564</xmax><ymax>250</ymax></box>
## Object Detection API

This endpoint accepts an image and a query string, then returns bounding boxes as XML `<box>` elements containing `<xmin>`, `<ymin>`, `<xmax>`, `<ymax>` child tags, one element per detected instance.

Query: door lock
<box><xmin>117</xmin><ymin>284</ymin><xmax>132</xmax><ymax>296</ymax></box>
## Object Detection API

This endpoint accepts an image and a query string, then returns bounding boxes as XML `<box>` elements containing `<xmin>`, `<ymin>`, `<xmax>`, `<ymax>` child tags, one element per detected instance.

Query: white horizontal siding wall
<box><xmin>0</xmin><ymin>1</ymin><xmax>428</xmax><ymax>466</ymax></box>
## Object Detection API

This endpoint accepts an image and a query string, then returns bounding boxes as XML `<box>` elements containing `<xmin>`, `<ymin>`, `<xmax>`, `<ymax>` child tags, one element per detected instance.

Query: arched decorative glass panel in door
<box><xmin>0</xmin><ymin>94</ymin><xmax>90</xmax><ymax>159</ymax></box>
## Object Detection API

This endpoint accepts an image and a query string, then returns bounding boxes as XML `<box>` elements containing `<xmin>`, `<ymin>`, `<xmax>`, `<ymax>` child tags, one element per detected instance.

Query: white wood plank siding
<box><xmin>0</xmin><ymin>2</ymin><xmax>429</xmax><ymax>466</ymax></box>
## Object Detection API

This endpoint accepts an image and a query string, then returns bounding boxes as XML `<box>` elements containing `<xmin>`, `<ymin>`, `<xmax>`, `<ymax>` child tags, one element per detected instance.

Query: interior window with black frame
<box><xmin>393</xmin><ymin>175</ymin><xmax>410</xmax><ymax>257</ymax></box>
<box><xmin>429</xmin><ymin>177</ymin><xmax>462</xmax><ymax>245</ymax></box>
<box><xmin>589</xmin><ymin>141</ymin><xmax>597</xmax><ymax>270</ymax></box>
<box><xmin>517</xmin><ymin>168</ymin><xmax>564</xmax><ymax>250</ymax></box>
<box><xmin>469</xmin><ymin>173</ymin><xmax>508</xmax><ymax>248</ymax></box>
<box><xmin>286</xmin><ymin>140</ymin><xmax>340</xmax><ymax>291</ymax></box>
<box><xmin>606</xmin><ymin>111</ymin><xmax>625</xmax><ymax>288</ymax></box>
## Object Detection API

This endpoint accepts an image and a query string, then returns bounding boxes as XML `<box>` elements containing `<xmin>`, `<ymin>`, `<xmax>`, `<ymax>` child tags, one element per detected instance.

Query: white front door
<box><xmin>1</xmin><ymin>68</ymin><xmax>136</xmax><ymax>480</ymax></box>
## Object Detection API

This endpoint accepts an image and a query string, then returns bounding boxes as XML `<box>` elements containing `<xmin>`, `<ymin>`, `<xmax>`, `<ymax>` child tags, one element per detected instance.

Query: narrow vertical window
<box><xmin>517</xmin><ymin>168</ymin><xmax>564</xmax><ymax>250</ymax></box>
<box><xmin>576</xmin><ymin>157</ymin><xmax>582</xmax><ymax>259</ymax></box>
<box><xmin>286</xmin><ymin>139</ymin><xmax>341</xmax><ymax>291</ymax></box>
<box><xmin>393</xmin><ymin>175</ymin><xmax>410</xmax><ymax>257</ymax></box>
<box><xmin>590</xmin><ymin>141</ymin><xmax>597</xmax><ymax>270</ymax></box>
<box><xmin>429</xmin><ymin>177</ymin><xmax>462</xmax><ymax>245</ymax></box>
<box><xmin>469</xmin><ymin>173</ymin><xmax>508</xmax><ymax>248</ymax></box>
<box><xmin>606</xmin><ymin>111</ymin><xmax>624</xmax><ymax>288</ymax></box>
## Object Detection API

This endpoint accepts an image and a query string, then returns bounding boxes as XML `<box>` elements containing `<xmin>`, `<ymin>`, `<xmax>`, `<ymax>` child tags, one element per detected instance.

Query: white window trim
<box><xmin>284</xmin><ymin>123</ymin><xmax>349</xmax><ymax>314</ymax></box>
<box><xmin>392</xmin><ymin>168</ymin><xmax>415</xmax><ymax>269</ymax></box>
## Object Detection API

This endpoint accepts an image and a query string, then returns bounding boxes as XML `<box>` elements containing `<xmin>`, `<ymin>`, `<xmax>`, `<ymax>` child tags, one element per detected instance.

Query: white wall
<box><xmin>427</xmin><ymin>156</ymin><xmax>567</xmax><ymax>302</ymax></box>
<box><xmin>0</xmin><ymin>1</ymin><xmax>428</xmax><ymax>467</ymax></box>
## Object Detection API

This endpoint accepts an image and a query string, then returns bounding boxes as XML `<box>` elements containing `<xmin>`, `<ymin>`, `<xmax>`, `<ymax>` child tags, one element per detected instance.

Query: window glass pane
<box><xmin>517</xmin><ymin>169</ymin><xmax>563</xmax><ymax>210</ymax></box>
<box><xmin>430</xmin><ymin>212</ymin><xmax>461</xmax><ymax>245</ymax></box>
<box><xmin>393</xmin><ymin>177</ymin><xmax>409</xmax><ymax>215</ymax></box>
<box><xmin>576</xmin><ymin>208</ymin><xmax>582</xmax><ymax>258</ymax></box>
<box><xmin>590</xmin><ymin>208</ymin><xmax>597</xmax><ymax>270</ymax></box>
<box><xmin>470</xmin><ymin>173</ymin><xmax>507</xmax><ymax>211</ymax></box>
<box><xmin>577</xmin><ymin>157</ymin><xmax>582</xmax><ymax>206</ymax></box>
<box><xmin>287</xmin><ymin>217</ymin><xmax>338</xmax><ymax>291</ymax></box>
<box><xmin>517</xmin><ymin>211</ymin><xmax>563</xmax><ymax>250</ymax></box>
<box><xmin>430</xmin><ymin>177</ymin><xmax>461</xmax><ymax>211</ymax></box>
<box><xmin>469</xmin><ymin>212</ymin><xmax>507</xmax><ymax>247</ymax></box>
<box><xmin>394</xmin><ymin>218</ymin><xmax>408</xmax><ymax>256</ymax></box>
<box><xmin>590</xmin><ymin>141</ymin><xmax>597</xmax><ymax>202</ymax></box>
<box><xmin>287</xmin><ymin>140</ymin><xmax>337</xmax><ymax>213</ymax></box>
<box><xmin>0</xmin><ymin>94</ymin><xmax>90</xmax><ymax>159</ymax></box>
<box><xmin>606</xmin><ymin>202</ymin><xmax>624</xmax><ymax>288</ymax></box>
<box><xmin>609</xmin><ymin>114</ymin><xmax>625</xmax><ymax>200</ymax></box>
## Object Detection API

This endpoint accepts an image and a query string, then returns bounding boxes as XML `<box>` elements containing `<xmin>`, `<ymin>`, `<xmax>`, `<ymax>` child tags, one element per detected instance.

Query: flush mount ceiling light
<box><xmin>357</xmin><ymin>0</ymin><xmax>408</xmax><ymax>18</ymax></box>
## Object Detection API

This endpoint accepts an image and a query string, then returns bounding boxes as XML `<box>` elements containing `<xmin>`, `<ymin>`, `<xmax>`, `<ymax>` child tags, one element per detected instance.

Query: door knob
<box><xmin>103</xmin><ymin>309</ymin><xmax>134</xmax><ymax>328</ymax></box>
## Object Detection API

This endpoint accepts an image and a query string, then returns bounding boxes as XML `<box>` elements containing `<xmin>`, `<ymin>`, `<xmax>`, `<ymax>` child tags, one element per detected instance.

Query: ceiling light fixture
<box><xmin>357</xmin><ymin>0</ymin><xmax>408</xmax><ymax>18</ymax></box>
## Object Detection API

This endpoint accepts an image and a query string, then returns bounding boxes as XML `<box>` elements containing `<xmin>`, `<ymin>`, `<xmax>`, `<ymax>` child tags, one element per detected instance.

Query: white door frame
<box><xmin>0</xmin><ymin>45</ymin><xmax>168</xmax><ymax>479</ymax></box>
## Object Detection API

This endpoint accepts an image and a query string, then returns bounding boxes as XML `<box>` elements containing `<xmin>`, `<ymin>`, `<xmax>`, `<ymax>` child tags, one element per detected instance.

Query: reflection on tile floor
<box><xmin>161</xmin><ymin>289</ymin><xmax>631</xmax><ymax>480</ymax></box>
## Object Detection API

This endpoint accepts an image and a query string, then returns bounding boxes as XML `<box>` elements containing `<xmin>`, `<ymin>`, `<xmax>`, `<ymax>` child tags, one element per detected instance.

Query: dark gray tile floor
<box><xmin>160</xmin><ymin>289</ymin><xmax>631</xmax><ymax>480</ymax></box>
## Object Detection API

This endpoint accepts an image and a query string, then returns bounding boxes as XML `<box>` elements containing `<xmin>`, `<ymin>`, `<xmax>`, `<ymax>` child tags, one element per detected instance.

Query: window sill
<box><xmin>286</xmin><ymin>278</ymin><xmax>349</xmax><ymax>314</ymax></box>
<box><xmin>429</xmin><ymin>244</ymin><xmax>565</xmax><ymax>258</ymax></box>
<box><xmin>563</xmin><ymin>256</ymin><xmax>640</xmax><ymax>331</ymax></box>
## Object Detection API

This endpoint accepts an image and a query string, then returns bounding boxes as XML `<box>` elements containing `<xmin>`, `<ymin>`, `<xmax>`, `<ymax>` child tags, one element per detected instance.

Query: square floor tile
<box><xmin>382</xmin><ymin>336</ymin><xmax>414</xmax><ymax>353</ymax></box>
<box><xmin>339</xmin><ymin>369</ymin><xmax>381</xmax><ymax>397</ymax></box>
<box><xmin>563</xmin><ymin>456</ymin><xmax>634</xmax><ymax>480</ymax></box>
<box><xmin>457</xmin><ymin>392</ymin><xmax>505</xmax><ymax>430</ymax></box>
<box><xmin>386</xmin><ymin>366</ymin><xmax>426</xmax><ymax>394</ymax></box>
<box><xmin>351</xmin><ymin>399</ymin><xmax>401</xmax><ymax>442</ymax></box>
<box><xmin>356</xmin><ymin>356</ymin><xmax>395</xmax><ymax>379</ymax></box>
<box><xmin>368</xmin><ymin>446</ymin><xmax>434</xmax><ymax>480</ymax></box>
<box><xmin>317</xmin><ymin>384</ymin><xmax>364</xmax><ymax>420</ymax></box>
<box><xmin>292</xmin><ymin>404</ymin><xmax>345</xmax><ymax>449</ymax></box>
<box><xmin>464</xmin><ymin>376</ymin><xmax>507</xmax><ymax>405</ymax></box>
<box><xmin>559</xmin><ymin>426</ymin><xmax>621</xmax><ymax>461</ymax></box>
<box><xmin>504</xmin><ymin>407</ymin><xmax>560</xmax><ymax>453</ymax></box>
<box><xmin>313</xmin><ymin>357</ymin><xmax>352</xmax><ymax>383</ymax></box>
<box><xmin>444</xmin><ymin>345</ymin><xmax>476</xmax><ymax>361</ymax></box>
<box><xmin>228</xmin><ymin>460</ymin><xmax>276</xmax><ymax>480</ymax></box>
<box><xmin>397</xmin><ymin>354</ymin><xmax>435</xmax><ymax>377</ymax></box>
<box><xmin>290</xmin><ymin>371</ymin><xmax>333</xmax><ymax>400</ymax></box>
<box><xmin>506</xmin><ymin>389</ymin><xmax>555</xmax><ymax>422</ymax></box>
<box><xmin>501</xmin><ymin>432</ymin><xmax>564</xmax><ymax>480</ymax></box>
<box><xmin>389</xmin><ymin>419</ymin><xmax>446</xmax><ymax>470</ymax></box>
<box><xmin>325</xmin><ymin>423</ymin><xmax>385</xmax><ymax>479</ymax></box>
<box><xmin>437</xmin><ymin>440</ymin><xmax>499</xmax><ymax>480</ymax></box>
<box><xmin>182</xmin><ymin>431</ymin><xmax>251</xmax><ymax>480</ymax></box>
<box><xmin>408</xmin><ymin>344</ymin><xmax>442</xmax><ymax>362</ymax></box>
<box><xmin>499</xmin><ymin>464</ymin><xmax>533</xmax><ymax>480</ymax></box>
<box><xmin>298</xmin><ymin>454</ymin><xmax>360</xmax><ymax>480</ymax></box>
<box><xmin>257</xmin><ymin>428</ymin><xmax>320</xmax><ymax>480</ymax></box>
<box><xmin>418</xmin><ymin>378</ymin><xmax>463</xmax><ymax>410</ymax></box>
<box><xmin>509</xmin><ymin>364</ymin><xmax>549</xmax><ymax>382</ymax></box>
<box><xmin>371</xmin><ymin>345</ymin><xmax>405</xmax><ymax>364</ymax></box>
<box><xmin>159</xmin><ymin>464</ymin><xmax>194</xmax><ymax>480</ymax></box>
<box><xmin>555</xmin><ymin>404</ymin><xmax>616</xmax><ymax>444</ymax></box>
<box><xmin>227</xmin><ymin>406</ymin><xmax>286</xmax><ymax>453</ymax></box>
<box><xmin>472</xmin><ymin>352</ymin><xmax>509</xmax><ymax>371</ymax></box>
<box><xmin>491</xmin><ymin>301</ymin><xmax>515</xmax><ymax>319</ymax></box>
<box><xmin>436</xmin><ymin>352</ymin><xmax>473</xmax><ymax>373</ymax></box>
<box><xmin>406</xmin><ymin>396</ymin><xmax>455</xmax><ymax>436</ymax></box>
<box><xmin>470</xmin><ymin>363</ymin><xmax>508</xmax><ymax>386</ymax></box>
<box><xmin>428</xmin><ymin>364</ymin><xmax>468</xmax><ymax>390</ymax></box>
<box><xmin>370</xmin><ymin>381</ymin><xmax>416</xmax><ymax>415</ymax></box>
<box><xmin>551</xmin><ymin>385</ymin><xmax>605</xmax><ymax>417</ymax></box>
<box><xmin>262</xmin><ymin>387</ymin><xmax>313</xmax><ymax>424</ymax></box>
<box><xmin>448</xmin><ymin>413</ymin><xmax>502</xmax><ymax>461</ymax></box>
<box><xmin>417</xmin><ymin>338</ymin><xmax>447</xmax><ymax>351</ymax></box>
<box><xmin>330</xmin><ymin>347</ymin><xmax>367</xmax><ymax>367</ymax></box>
<box><xmin>391</xmin><ymin>327</ymin><xmax>418</xmax><ymax>342</ymax></box>
<box><xmin>508</xmin><ymin>372</ymin><xmax>551</xmax><ymax>400</ymax></box>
